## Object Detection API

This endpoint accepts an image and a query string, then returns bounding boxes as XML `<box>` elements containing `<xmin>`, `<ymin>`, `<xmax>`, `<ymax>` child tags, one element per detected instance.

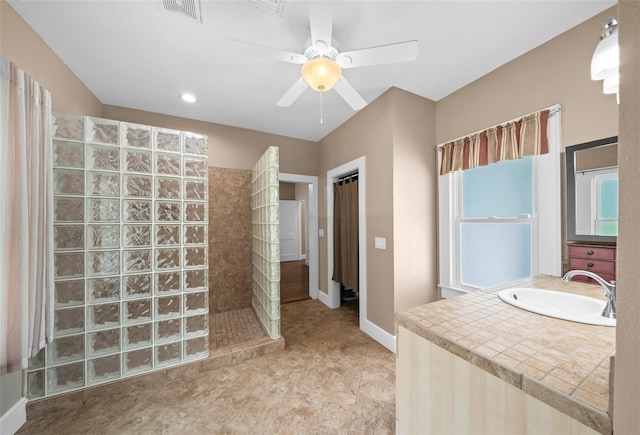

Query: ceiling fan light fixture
<box><xmin>301</xmin><ymin>57</ymin><xmax>342</xmax><ymax>92</ymax></box>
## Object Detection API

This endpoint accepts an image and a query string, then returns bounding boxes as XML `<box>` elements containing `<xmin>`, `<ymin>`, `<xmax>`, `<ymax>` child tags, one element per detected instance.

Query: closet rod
<box><xmin>337</xmin><ymin>172</ymin><xmax>358</xmax><ymax>184</ymax></box>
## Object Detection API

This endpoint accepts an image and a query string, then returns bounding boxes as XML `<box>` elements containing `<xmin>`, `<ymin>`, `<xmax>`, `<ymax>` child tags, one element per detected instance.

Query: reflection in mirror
<box><xmin>566</xmin><ymin>137</ymin><xmax>618</xmax><ymax>243</ymax></box>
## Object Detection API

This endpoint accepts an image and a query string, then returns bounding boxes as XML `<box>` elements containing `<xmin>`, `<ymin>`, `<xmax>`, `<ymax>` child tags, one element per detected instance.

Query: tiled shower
<box><xmin>27</xmin><ymin>114</ymin><xmax>210</xmax><ymax>399</ymax></box>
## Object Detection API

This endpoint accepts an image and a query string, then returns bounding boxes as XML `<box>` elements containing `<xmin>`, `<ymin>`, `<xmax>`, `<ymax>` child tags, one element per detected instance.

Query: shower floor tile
<box><xmin>211</xmin><ymin>307</ymin><xmax>271</xmax><ymax>350</ymax></box>
<box><xmin>209</xmin><ymin>307</ymin><xmax>285</xmax><ymax>361</ymax></box>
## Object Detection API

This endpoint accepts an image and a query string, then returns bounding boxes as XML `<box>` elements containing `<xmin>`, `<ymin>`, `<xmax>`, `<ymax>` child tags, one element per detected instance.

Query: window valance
<box><xmin>439</xmin><ymin>109</ymin><xmax>550</xmax><ymax>175</ymax></box>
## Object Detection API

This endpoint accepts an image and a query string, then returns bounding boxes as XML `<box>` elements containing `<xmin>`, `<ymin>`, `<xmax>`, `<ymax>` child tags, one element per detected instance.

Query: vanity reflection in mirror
<box><xmin>566</xmin><ymin>136</ymin><xmax>618</xmax><ymax>242</ymax></box>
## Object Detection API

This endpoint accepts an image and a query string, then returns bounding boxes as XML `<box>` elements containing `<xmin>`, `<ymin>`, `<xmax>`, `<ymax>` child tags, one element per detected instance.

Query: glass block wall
<box><xmin>26</xmin><ymin>113</ymin><xmax>209</xmax><ymax>399</ymax></box>
<box><xmin>251</xmin><ymin>146</ymin><xmax>281</xmax><ymax>339</ymax></box>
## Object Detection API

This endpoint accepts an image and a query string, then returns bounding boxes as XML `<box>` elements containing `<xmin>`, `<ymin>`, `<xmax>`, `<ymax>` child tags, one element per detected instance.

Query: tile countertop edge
<box><xmin>395</xmin><ymin>275</ymin><xmax>613</xmax><ymax>435</ymax></box>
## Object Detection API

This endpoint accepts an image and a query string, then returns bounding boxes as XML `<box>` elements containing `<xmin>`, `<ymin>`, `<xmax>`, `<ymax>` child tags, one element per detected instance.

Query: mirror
<box><xmin>566</xmin><ymin>136</ymin><xmax>618</xmax><ymax>243</ymax></box>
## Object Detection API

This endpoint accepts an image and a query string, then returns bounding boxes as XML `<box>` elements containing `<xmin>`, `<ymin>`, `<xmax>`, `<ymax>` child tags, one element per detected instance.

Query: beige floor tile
<box><xmin>18</xmin><ymin>299</ymin><xmax>396</xmax><ymax>434</ymax></box>
<box><xmin>348</xmin><ymin>396</ymin><xmax>395</xmax><ymax>435</ymax></box>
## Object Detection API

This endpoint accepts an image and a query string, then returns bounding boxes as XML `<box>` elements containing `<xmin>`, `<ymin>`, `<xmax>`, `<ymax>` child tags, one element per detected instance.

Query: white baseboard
<box><xmin>318</xmin><ymin>290</ymin><xmax>330</xmax><ymax>306</ymax></box>
<box><xmin>361</xmin><ymin>318</ymin><xmax>396</xmax><ymax>353</ymax></box>
<box><xmin>317</xmin><ymin>291</ymin><xmax>395</xmax><ymax>352</ymax></box>
<box><xmin>0</xmin><ymin>398</ymin><xmax>26</xmax><ymax>435</ymax></box>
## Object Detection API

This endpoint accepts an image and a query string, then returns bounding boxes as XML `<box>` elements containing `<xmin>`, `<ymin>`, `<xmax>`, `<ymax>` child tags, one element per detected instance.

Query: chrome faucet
<box><xmin>562</xmin><ymin>270</ymin><xmax>616</xmax><ymax>319</ymax></box>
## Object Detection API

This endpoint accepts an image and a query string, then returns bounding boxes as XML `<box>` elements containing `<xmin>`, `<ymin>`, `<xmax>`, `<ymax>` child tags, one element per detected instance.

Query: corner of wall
<box><xmin>390</xmin><ymin>90</ymin><xmax>439</xmax><ymax>313</ymax></box>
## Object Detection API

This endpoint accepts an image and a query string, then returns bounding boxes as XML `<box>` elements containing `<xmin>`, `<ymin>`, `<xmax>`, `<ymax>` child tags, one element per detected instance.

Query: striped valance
<box><xmin>439</xmin><ymin>109</ymin><xmax>550</xmax><ymax>175</ymax></box>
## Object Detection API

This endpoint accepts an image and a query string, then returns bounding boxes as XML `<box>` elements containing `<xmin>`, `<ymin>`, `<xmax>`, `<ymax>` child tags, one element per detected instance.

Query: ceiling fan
<box><xmin>227</xmin><ymin>3</ymin><xmax>419</xmax><ymax>111</ymax></box>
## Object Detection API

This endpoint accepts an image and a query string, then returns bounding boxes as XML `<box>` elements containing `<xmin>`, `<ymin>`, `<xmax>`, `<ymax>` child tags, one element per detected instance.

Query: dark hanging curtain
<box><xmin>332</xmin><ymin>179</ymin><xmax>359</xmax><ymax>293</ymax></box>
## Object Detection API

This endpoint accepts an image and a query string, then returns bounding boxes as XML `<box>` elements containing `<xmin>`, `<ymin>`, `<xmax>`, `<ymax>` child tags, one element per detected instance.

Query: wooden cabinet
<box><xmin>396</xmin><ymin>326</ymin><xmax>601</xmax><ymax>434</ymax></box>
<box><xmin>567</xmin><ymin>243</ymin><xmax>616</xmax><ymax>283</ymax></box>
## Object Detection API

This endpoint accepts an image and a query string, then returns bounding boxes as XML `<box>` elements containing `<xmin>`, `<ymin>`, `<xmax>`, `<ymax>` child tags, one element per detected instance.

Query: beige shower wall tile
<box><xmin>208</xmin><ymin>167</ymin><xmax>253</xmax><ymax>313</ymax></box>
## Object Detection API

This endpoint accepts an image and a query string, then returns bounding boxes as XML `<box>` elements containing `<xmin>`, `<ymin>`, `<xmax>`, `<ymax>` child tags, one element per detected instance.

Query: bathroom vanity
<box><xmin>395</xmin><ymin>276</ymin><xmax>614</xmax><ymax>434</ymax></box>
<box><xmin>567</xmin><ymin>243</ymin><xmax>616</xmax><ymax>283</ymax></box>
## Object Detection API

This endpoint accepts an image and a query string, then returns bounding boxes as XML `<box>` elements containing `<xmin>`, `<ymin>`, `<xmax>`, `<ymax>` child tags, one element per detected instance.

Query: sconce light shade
<box><xmin>302</xmin><ymin>57</ymin><xmax>342</xmax><ymax>92</ymax></box>
<box><xmin>603</xmin><ymin>73</ymin><xmax>619</xmax><ymax>95</ymax></box>
<box><xmin>591</xmin><ymin>18</ymin><xmax>619</xmax><ymax>101</ymax></box>
<box><xmin>591</xmin><ymin>31</ymin><xmax>619</xmax><ymax>80</ymax></box>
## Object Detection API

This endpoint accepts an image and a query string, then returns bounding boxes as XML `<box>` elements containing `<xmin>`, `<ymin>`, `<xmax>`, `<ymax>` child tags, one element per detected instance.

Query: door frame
<box><xmin>326</xmin><ymin>157</ymin><xmax>367</xmax><ymax>327</ymax></box>
<box><xmin>280</xmin><ymin>173</ymin><xmax>319</xmax><ymax>300</ymax></box>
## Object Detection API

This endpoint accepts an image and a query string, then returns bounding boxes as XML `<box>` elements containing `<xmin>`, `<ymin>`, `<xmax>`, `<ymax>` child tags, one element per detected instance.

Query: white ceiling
<box><xmin>9</xmin><ymin>0</ymin><xmax>615</xmax><ymax>142</ymax></box>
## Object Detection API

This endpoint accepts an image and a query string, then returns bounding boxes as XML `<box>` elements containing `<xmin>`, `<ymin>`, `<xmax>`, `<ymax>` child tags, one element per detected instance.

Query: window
<box><xmin>574</xmin><ymin>167</ymin><xmax>618</xmax><ymax>236</ymax></box>
<box><xmin>459</xmin><ymin>157</ymin><xmax>534</xmax><ymax>289</ymax></box>
<box><xmin>595</xmin><ymin>174</ymin><xmax>618</xmax><ymax>236</ymax></box>
<box><xmin>438</xmin><ymin>113</ymin><xmax>561</xmax><ymax>298</ymax></box>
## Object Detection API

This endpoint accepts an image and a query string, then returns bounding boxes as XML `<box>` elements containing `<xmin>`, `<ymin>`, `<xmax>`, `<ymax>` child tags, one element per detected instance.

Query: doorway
<box><xmin>326</xmin><ymin>157</ymin><xmax>367</xmax><ymax>324</ymax></box>
<box><xmin>326</xmin><ymin>157</ymin><xmax>395</xmax><ymax>352</ymax></box>
<box><xmin>280</xmin><ymin>260</ymin><xmax>310</xmax><ymax>304</ymax></box>
<box><xmin>279</xmin><ymin>173</ymin><xmax>319</xmax><ymax>301</ymax></box>
<box><xmin>279</xmin><ymin>196</ymin><xmax>308</xmax><ymax>304</ymax></box>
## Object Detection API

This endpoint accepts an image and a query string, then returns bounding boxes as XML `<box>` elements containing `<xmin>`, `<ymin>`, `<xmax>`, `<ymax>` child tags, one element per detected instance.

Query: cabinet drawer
<box><xmin>571</xmin><ymin>272</ymin><xmax>615</xmax><ymax>285</ymax></box>
<box><xmin>568</xmin><ymin>258</ymin><xmax>615</xmax><ymax>274</ymax></box>
<box><xmin>568</xmin><ymin>245</ymin><xmax>615</xmax><ymax>261</ymax></box>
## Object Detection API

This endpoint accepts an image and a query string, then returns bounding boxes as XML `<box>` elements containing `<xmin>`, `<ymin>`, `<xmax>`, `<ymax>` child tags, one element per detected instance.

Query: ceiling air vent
<box><xmin>162</xmin><ymin>0</ymin><xmax>202</xmax><ymax>23</ymax></box>
<box><xmin>235</xmin><ymin>0</ymin><xmax>286</xmax><ymax>17</ymax></box>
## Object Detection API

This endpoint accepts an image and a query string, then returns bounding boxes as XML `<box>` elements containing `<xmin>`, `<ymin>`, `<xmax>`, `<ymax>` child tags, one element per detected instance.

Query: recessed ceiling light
<box><xmin>180</xmin><ymin>92</ymin><xmax>197</xmax><ymax>103</ymax></box>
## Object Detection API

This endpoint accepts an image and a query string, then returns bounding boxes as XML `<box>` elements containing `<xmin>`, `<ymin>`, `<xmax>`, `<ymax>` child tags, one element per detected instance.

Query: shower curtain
<box><xmin>0</xmin><ymin>56</ymin><xmax>54</xmax><ymax>374</ymax></box>
<box><xmin>332</xmin><ymin>179</ymin><xmax>359</xmax><ymax>293</ymax></box>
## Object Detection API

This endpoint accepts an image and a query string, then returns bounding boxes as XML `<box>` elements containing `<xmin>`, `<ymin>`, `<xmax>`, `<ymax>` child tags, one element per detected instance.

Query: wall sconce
<box><xmin>591</xmin><ymin>17</ymin><xmax>619</xmax><ymax>101</ymax></box>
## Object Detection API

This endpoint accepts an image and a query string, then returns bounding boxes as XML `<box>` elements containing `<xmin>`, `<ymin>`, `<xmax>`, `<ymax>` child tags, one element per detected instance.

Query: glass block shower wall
<box><xmin>251</xmin><ymin>146</ymin><xmax>281</xmax><ymax>339</ymax></box>
<box><xmin>26</xmin><ymin>113</ymin><xmax>209</xmax><ymax>399</ymax></box>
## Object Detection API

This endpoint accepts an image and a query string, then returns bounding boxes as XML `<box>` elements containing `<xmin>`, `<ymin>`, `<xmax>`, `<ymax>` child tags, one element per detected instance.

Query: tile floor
<box><xmin>17</xmin><ymin>299</ymin><xmax>396</xmax><ymax>434</ymax></box>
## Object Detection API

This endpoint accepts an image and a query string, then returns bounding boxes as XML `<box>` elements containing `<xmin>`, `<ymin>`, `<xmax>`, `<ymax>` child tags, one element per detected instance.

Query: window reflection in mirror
<box><xmin>566</xmin><ymin>137</ymin><xmax>618</xmax><ymax>243</ymax></box>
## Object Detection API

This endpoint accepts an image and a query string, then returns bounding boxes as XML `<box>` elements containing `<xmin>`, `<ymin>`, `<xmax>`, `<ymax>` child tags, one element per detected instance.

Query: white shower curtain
<box><xmin>0</xmin><ymin>56</ymin><xmax>54</xmax><ymax>374</ymax></box>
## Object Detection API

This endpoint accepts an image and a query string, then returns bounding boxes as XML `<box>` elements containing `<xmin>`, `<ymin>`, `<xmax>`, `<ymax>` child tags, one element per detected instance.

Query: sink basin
<box><xmin>497</xmin><ymin>288</ymin><xmax>616</xmax><ymax>327</ymax></box>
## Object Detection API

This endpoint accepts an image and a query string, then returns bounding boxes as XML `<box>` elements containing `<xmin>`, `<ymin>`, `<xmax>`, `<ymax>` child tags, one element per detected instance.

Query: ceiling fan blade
<box><xmin>277</xmin><ymin>77</ymin><xmax>309</xmax><ymax>107</ymax></box>
<box><xmin>336</xmin><ymin>40</ymin><xmax>419</xmax><ymax>69</ymax></box>
<box><xmin>309</xmin><ymin>2</ymin><xmax>332</xmax><ymax>48</ymax></box>
<box><xmin>226</xmin><ymin>38</ymin><xmax>307</xmax><ymax>64</ymax></box>
<box><xmin>333</xmin><ymin>78</ymin><xmax>367</xmax><ymax>111</ymax></box>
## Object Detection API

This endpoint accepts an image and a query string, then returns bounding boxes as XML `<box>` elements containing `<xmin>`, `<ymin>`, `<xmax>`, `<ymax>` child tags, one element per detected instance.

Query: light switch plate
<box><xmin>319</xmin><ymin>229</ymin><xmax>325</xmax><ymax>237</ymax></box>
<box><xmin>375</xmin><ymin>237</ymin><xmax>386</xmax><ymax>250</ymax></box>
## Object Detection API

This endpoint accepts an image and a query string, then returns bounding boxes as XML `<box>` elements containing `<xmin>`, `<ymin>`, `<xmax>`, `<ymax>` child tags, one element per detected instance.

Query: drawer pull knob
<box><xmin>587</xmin><ymin>262</ymin><xmax>594</xmax><ymax>267</ymax></box>
<box><xmin>587</xmin><ymin>250</ymin><xmax>594</xmax><ymax>255</ymax></box>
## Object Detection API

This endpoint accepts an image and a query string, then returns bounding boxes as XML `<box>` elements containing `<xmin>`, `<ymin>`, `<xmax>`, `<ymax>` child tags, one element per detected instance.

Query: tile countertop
<box><xmin>395</xmin><ymin>275</ymin><xmax>615</xmax><ymax>435</ymax></box>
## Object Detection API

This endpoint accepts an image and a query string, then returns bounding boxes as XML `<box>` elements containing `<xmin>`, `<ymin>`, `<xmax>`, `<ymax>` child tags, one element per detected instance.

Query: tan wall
<box><xmin>294</xmin><ymin>183</ymin><xmax>309</xmax><ymax>199</ymax></box>
<box><xmin>436</xmin><ymin>8</ymin><xmax>618</xmax><ymax>147</ymax></box>
<box><xmin>0</xmin><ymin>1</ymin><xmax>102</xmax><ymax>116</ymax></box>
<box><xmin>318</xmin><ymin>89</ymin><xmax>395</xmax><ymax>332</ymax></box>
<box><xmin>575</xmin><ymin>143</ymin><xmax>618</xmax><ymax>171</ymax></box>
<box><xmin>208</xmin><ymin>167</ymin><xmax>253</xmax><ymax>313</ymax></box>
<box><xmin>614</xmin><ymin>2</ymin><xmax>640</xmax><ymax>433</ymax></box>
<box><xmin>103</xmin><ymin>105</ymin><xmax>317</xmax><ymax>174</ymax></box>
<box><xmin>392</xmin><ymin>89</ymin><xmax>438</xmax><ymax>313</ymax></box>
<box><xmin>279</xmin><ymin>182</ymin><xmax>296</xmax><ymax>200</ymax></box>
